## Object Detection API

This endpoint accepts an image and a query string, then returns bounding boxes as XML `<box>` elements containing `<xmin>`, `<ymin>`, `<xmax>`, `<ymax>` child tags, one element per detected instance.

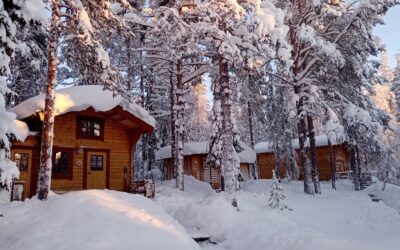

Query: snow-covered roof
<box><xmin>11</xmin><ymin>85</ymin><xmax>156</xmax><ymax>128</ymax></box>
<box><xmin>254</xmin><ymin>134</ymin><xmax>346</xmax><ymax>154</ymax></box>
<box><xmin>156</xmin><ymin>141</ymin><xmax>257</xmax><ymax>163</ymax></box>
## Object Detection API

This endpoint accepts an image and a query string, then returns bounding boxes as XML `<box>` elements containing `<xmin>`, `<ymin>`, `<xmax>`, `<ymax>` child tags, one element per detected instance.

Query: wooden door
<box><xmin>12</xmin><ymin>149</ymin><xmax>33</xmax><ymax>198</ymax></box>
<box><xmin>86</xmin><ymin>151</ymin><xmax>107</xmax><ymax>189</ymax></box>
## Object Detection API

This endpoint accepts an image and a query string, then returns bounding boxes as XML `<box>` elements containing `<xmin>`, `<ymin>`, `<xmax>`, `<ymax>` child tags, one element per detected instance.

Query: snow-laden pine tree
<box><xmin>0</xmin><ymin>0</ymin><xmax>45</xmax><ymax>200</ymax></box>
<box><xmin>185</xmin><ymin>80</ymin><xmax>211</xmax><ymax>142</ymax></box>
<box><xmin>268</xmin><ymin>170</ymin><xmax>288</xmax><ymax>210</ymax></box>
<box><xmin>145</xmin><ymin>2</ymin><xmax>208</xmax><ymax>190</ymax></box>
<box><xmin>393</xmin><ymin>50</ymin><xmax>400</xmax><ymax>122</ymax></box>
<box><xmin>194</xmin><ymin>0</ymin><xmax>290</xmax><ymax>206</ymax></box>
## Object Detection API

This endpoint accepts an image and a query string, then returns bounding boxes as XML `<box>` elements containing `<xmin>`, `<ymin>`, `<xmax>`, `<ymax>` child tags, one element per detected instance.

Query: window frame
<box><xmin>76</xmin><ymin>116</ymin><xmax>105</xmax><ymax>141</ymax></box>
<box><xmin>14</xmin><ymin>153</ymin><xmax>29</xmax><ymax>172</ymax></box>
<box><xmin>52</xmin><ymin>147</ymin><xmax>74</xmax><ymax>180</ymax></box>
<box><xmin>90</xmin><ymin>155</ymin><xmax>104</xmax><ymax>171</ymax></box>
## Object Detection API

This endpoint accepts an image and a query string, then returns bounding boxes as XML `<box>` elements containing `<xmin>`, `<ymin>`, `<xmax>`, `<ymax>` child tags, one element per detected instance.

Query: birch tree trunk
<box><xmin>37</xmin><ymin>0</ymin><xmax>59</xmax><ymax>200</ymax></box>
<box><xmin>219</xmin><ymin>56</ymin><xmax>239</xmax><ymax>207</ymax></box>
<box><xmin>175</xmin><ymin>60</ymin><xmax>185</xmax><ymax>191</ymax></box>
<box><xmin>307</xmin><ymin>114</ymin><xmax>321</xmax><ymax>194</ymax></box>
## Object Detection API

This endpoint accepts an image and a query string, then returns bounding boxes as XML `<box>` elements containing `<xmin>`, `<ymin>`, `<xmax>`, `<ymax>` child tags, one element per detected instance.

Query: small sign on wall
<box><xmin>11</xmin><ymin>181</ymin><xmax>25</xmax><ymax>202</ymax></box>
<box><xmin>75</xmin><ymin>160</ymin><xmax>83</xmax><ymax>166</ymax></box>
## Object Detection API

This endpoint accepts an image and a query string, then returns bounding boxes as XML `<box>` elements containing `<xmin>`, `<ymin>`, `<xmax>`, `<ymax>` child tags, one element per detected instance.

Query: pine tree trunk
<box><xmin>37</xmin><ymin>0</ymin><xmax>59</xmax><ymax>200</ymax></box>
<box><xmin>170</xmin><ymin>67</ymin><xmax>176</xmax><ymax>180</ymax></box>
<box><xmin>295</xmin><ymin>87</ymin><xmax>314</xmax><ymax>194</ymax></box>
<box><xmin>175</xmin><ymin>60</ymin><xmax>184</xmax><ymax>191</ymax></box>
<box><xmin>307</xmin><ymin>114</ymin><xmax>321</xmax><ymax>194</ymax></box>
<box><xmin>219</xmin><ymin>56</ymin><xmax>239</xmax><ymax>207</ymax></box>
<box><xmin>247</xmin><ymin>101</ymin><xmax>257</xmax><ymax>179</ymax></box>
<box><xmin>328</xmin><ymin>139</ymin><xmax>336</xmax><ymax>190</ymax></box>
<box><xmin>349</xmin><ymin>145</ymin><xmax>360</xmax><ymax>190</ymax></box>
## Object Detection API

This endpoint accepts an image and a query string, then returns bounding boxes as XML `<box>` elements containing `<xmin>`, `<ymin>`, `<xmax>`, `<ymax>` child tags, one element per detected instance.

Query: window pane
<box><xmin>90</xmin><ymin>155</ymin><xmax>103</xmax><ymax>171</ymax></box>
<box><xmin>79</xmin><ymin>118</ymin><xmax>102</xmax><ymax>138</ymax></box>
<box><xmin>20</xmin><ymin>154</ymin><xmax>29</xmax><ymax>172</ymax></box>
<box><xmin>54</xmin><ymin>151</ymin><xmax>69</xmax><ymax>175</ymax></box>
<box><xmin>14</xmin><ymin>153</ymin><xmax>28</xmax><ymax>172</ymax></box>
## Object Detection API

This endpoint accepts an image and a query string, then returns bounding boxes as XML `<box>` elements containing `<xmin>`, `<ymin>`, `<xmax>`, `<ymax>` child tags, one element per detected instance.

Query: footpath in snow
<box><xmin>155</xmin><ymin>176</ymin><xmax>400</xmax><ymax>250</ymax></box>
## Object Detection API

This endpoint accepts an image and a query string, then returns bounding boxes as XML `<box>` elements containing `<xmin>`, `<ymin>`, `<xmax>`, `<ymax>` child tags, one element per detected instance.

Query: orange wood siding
<box><xmin>11</xmin><ymin>108</ymin><xmax>145</xmax><ymax>197</ymax></box>
<box><xmin>257</xmin><ymin>145</ymin><xmax>349</xmax><ymax>180</ymax></box>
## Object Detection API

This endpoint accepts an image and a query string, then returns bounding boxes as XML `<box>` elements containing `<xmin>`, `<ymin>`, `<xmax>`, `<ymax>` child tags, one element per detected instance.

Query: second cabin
<box><xmin>156</xmin><ymin>141</ymin><xmax>257</xmax><ymax>189</ymax></box>
<box><xmin>255</xmin><ymin>135</ymin><xmax>350</xmax><ymax>180</ymax></box>
<box><xmin>10</xmin><ymin>85</ymin><xmax>155</xmax><ymax>199</ymax></box>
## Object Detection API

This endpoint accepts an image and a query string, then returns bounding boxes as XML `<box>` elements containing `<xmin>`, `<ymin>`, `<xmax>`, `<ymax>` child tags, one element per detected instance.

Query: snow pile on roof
<box><xmin>155</xmin><ymin>179</ymin><xmax>400</xmax><ymax>250</ymax></box>
<box><xmin>0</xmin><ymin>190</ymin><xmax>199</xmax><ymax>250</ymax></box>
<box><xmin>156</xmin><ymin>141</ymin><xmax>256</xmax><ymax>163</ymax></box>
<box><xmin>11</xmin><ymin>85</ymin><xmax>156</xmax><ymax>127</ymax></box>
<box><xmin>254</xmin><ymin>134</ymin><xmax>346</xmax><ymax>154</ymax></box>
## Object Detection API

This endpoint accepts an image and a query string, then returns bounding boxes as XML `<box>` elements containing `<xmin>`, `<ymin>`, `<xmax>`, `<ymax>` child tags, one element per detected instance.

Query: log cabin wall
<box><xmin>164</xmin><ymin>154</ymin><xmax>251</xmax><ymax>190</ymax></box>
<box><xmin>11</xmin><ymin>108</ymin><xmax>144</xmax><ymax>197</ymax></box>
<box><xmin>257</xmin><ymin>145</ymin><xmax>350</xmax><ymax>180</ymax></box>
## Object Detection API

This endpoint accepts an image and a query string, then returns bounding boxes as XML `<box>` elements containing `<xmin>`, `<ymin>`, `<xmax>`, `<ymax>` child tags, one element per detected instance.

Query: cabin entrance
<box><xmin>11</xmin><ymin>149</ymin><xmax>34</xmax><ymax>198</ymax></box>
<box><xmin>86</xmin><ymin>150</ymin><xmax>108</xmax><ymax>189</ymax></box>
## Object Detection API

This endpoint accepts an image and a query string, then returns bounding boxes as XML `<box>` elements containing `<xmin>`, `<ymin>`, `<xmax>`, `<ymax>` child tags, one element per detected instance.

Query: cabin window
<box><xmin>76</xmin><ymin>116</ymin><xmax>104</xmax><ymax>140</ymax></box>
<box><xmin>14</xmin><ymin>153</ymin><xmax>29</xmax><ymax>172</ymax></box>
<box><xmin>90</xmin><ymin>155</ymin><xmax>104</xmax><ymax>171</ymax></box>
<box><xmin>52</xmin><ymin>148</ymin><xmax>73</xmax><ymax>179</ymax></box>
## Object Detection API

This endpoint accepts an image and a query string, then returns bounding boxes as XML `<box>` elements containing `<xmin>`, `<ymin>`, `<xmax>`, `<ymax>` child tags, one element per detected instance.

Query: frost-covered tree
<box><xmin>378</xmin><ymin>51</ymin><xmax>394</xmax><ymax>83</ymax></box>
<box><xmin>268</xmin><ymin>170</ymin><xmax>289</xmax><ymax>210</ymax></box>
<box><xmin>393</xmin><ymin>50</ymin><xmax>400</xmax><ymax>122</ymax></box>
<box><xmin>185</xmin><ymin>80</ymin><xmax>211</xmax><ymax>142</ymax></box>
<box><xmin>0</xmin><ymin>0</ymin><xmax>45</xmax><ymax>200</ymax></box>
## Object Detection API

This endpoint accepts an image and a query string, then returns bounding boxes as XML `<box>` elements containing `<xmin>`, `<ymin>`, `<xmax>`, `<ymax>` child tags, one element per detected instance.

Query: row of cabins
<box><xmin>10</xmin><ymin>85</ymin><xmax>350</xmax><ymax>198</ymax></box>
<box><xmin>158</xmin><ymin>135</ymin><xmax>349</xmax><ymax>189</ymax></box>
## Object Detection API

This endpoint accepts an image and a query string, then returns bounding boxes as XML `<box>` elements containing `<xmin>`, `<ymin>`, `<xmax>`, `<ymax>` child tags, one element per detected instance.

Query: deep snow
<box><xmin>1</xmin><ymin>177</ymin><xmax>399</xmax><ymax>250</ymax></box>
<box><xmin>155</xmin><ymin>176</ymin><xmax>400</xmax><ymax>250</ymax></box>
<box><xmin>0</xmin><ymin>190</ymin><xmax>199</xmax><ymax>250</ymax></box>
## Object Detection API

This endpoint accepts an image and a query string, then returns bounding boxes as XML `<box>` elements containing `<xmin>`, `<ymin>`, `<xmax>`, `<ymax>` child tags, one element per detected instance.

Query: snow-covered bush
<box><xmin>268</xmin><ymin>170</ymin><xmax>289</xmax><ymax>210</ymax></box>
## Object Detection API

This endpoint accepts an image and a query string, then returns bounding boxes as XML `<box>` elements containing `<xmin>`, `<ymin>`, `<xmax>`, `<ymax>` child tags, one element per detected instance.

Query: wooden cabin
<box><xmin>156</xmin><ymin>141</ymin><xmax>256</xmax><ymax>189</ymax></box>
<box><xmin>255</xmin><ymin>135</ymin><xmax>350</xmax><ymax>180</ymax></box>
<box><xmin>10</xmin><ymin>85</ymin><xmax>155</xmax><ymax>198</ymax></box>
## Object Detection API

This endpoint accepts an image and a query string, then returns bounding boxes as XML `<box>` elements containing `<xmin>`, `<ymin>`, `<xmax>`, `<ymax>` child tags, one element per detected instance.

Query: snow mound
<box><xmin>157</xmin><ymin>141</ymin><xmax>256</xmax><ymax>163</ymax></box>
<box><xmin>0</xmin><ymin>190</ymin><xmax>199</xmax><ymax>250</ymax></box>
<box><xmin>10</xmin><ymin>85</ymin><xmax>156</xmax><ymax>127</ymax></box>
<box><xmin>155</xmin><ymin>175</ymin><xmax>215</xmax><ymax>216</ymax></box>
<box><xmin>156</xmin><ymin>180</ymin><xmax>400</xmax><ymax>250</ymax></box>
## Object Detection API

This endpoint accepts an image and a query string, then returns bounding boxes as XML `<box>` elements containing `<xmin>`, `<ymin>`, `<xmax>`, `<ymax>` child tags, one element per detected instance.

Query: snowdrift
<box><xmin>0</xmin><ymin>190</ymin><xmax>199</xmax><ymax>250</ymax></box>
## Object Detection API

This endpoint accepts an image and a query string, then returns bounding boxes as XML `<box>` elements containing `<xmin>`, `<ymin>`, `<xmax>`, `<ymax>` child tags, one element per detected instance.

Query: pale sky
<box><xmin>374</xmin><ymin>5</ymin><xmax>400</xmax><ymax>67</ymax></box>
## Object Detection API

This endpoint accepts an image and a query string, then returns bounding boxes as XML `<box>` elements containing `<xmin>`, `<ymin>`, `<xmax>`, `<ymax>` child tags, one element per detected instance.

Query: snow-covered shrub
<box><xmin>268</xmin><ymin>170</ymin><xmax>290</xmax><ymax>210</ymax></box>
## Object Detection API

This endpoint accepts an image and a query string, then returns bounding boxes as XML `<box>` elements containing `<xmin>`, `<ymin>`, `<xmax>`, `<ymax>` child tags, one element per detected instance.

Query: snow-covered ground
<box><xmin>156</xmin><ymin>176</ymin><xmax>400</xmax><ymax>250</ymax></box>
<box><xmin>1</xmin><ymin>177</ymin><xmax>399</xmax><ymax>250</ymax></box>
<box><xmin>0</xmin><ymin>190</ymin><xmax>199</xmax><ymax>250</ymax></box>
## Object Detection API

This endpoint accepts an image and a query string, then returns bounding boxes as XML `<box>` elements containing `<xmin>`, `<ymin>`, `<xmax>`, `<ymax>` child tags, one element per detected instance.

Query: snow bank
<box><xmin>11</xmin><ymin>85</ymin><xmax>156</xmax><ymax>127</ymax></box>
<box><xmin>156</xmin><ymin>141</ymin><xmax>256</xmax><ymax>163</ymax></box>
<box><xmin>156</xmin><ymin>179</ymin><xmax>400</xmax><ymax>250</ymax></box>
<box><xmin>0</xmin><ymin>190</ymin><xmax>199</xmax><ymax>250</ymax></box>
<box><xmin>254</xmin><ymin>134</ymin><xmax>345</xmax><ymax>153</ymax></box>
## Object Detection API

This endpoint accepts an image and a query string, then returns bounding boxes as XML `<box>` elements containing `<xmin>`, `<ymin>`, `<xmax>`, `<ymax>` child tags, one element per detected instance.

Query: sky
<box><xmin>373</xmin><ymin>5</ymin><xmax>400</xmax><ymax>67</ymax></box>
